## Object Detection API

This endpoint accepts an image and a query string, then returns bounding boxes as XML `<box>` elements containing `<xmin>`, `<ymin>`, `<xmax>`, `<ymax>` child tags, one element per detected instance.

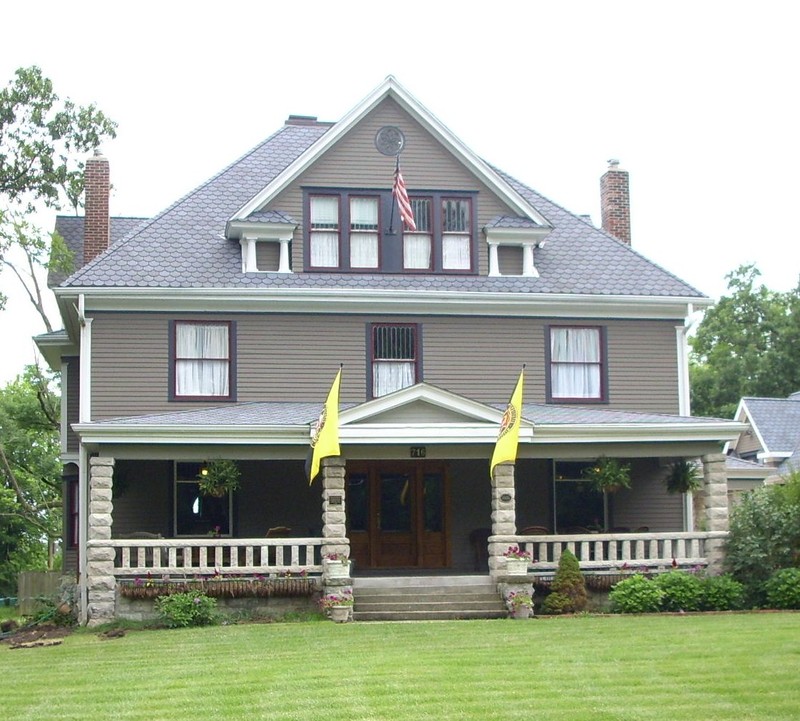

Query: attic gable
<box><xmin>229</xmin><ymin>76</ymin><xmax>550</xmax><ymax>230</ymax></box>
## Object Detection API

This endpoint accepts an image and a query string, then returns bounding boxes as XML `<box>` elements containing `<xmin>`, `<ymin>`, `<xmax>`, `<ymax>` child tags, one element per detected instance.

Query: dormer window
<box><xmin>304</xmin><ymin>189</ymin><xmax>477</xmax><ymax>274</ymax></box>
<box><xmin>309</xmin><ymin>195</ymin><xmax>340</xmax><ymax>268</ymax></box>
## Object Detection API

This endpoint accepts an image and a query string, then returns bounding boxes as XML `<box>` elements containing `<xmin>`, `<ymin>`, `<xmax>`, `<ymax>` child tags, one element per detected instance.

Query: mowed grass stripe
<box><xmin>2</xmin><ymin>614</ymin><xmax>798</xmax><ymax>720</ymax></box>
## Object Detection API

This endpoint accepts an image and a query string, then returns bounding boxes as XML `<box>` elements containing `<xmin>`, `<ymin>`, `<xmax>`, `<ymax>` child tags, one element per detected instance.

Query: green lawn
<box><xmin>2</xmin><ymin>613</ymin><xmax>799</xmax><ymax>720</ymax></box>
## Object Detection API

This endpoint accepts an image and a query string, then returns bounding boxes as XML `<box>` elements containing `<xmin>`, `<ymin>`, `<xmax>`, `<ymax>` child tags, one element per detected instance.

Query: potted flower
<box><xmin>583</xmin><ymin>456</ymin><xmax>631</xmax><ymax>494</ymax></box>
<box><xmin>503</xmin><ymin>545</ymin><xmax>532</xmax><ymax>575</ymax></box>
<box><xmin>323</xmin><ymin>552</ymin><xmax>351</xmax><ymax>579</ymax></box>
<box><xmin>319</xmin><ymin>590</ymin><xmax>354</xmax><ymax>623</ymax></box>
<box><xmin>197</xmin><ymin>459</ymin><xmax>240</xmax><ymax>497</ymax></box>
<box><xmin>505</xmin><ymin>590</ymin><xmax>534</xmax><ymax>619</ymax></box>
<box><xmin>664</xmin><ymin>458</ymin><xmax>702</xmax><ymax>494</ymax></box>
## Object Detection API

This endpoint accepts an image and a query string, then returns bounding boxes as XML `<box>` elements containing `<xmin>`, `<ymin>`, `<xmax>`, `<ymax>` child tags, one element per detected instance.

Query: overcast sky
<box><xmin>1</xmin><ymin>1</ymin><xmax>798</xmax><ymax>384</ymax></box>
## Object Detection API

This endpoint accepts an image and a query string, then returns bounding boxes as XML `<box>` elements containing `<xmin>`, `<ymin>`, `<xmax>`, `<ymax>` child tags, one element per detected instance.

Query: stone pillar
<box><xmin>701</xmin><ymin>452</ymin><xmax>729</xmax><ymax>575</ymax></box>
<box><xmin>488</xmin><ymin>463</ymin><xmax>517</xmax><ymax>577</ymax></box>
<box><xmin>86</xmin><ymin>457</ymin><xmax>115</xmax><ymax>626</ymax></box>
<box><xmin>320</xmin><ymin>456</ymin><xmax>349</xmax><ymax>561</ymax></box>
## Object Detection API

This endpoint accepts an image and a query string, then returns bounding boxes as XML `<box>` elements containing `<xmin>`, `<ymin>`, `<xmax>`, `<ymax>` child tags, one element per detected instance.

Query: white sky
<box><xmin>1</xmin><ymin>0</ymin><xmax>798</xmax><ymax>384</ymax></box>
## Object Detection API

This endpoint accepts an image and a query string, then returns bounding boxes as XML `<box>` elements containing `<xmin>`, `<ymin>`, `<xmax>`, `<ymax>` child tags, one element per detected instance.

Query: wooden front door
<box><xmin>347</xmin><ymin>461</ymin><xmax>449</xmax><ymax>569</ymax></box>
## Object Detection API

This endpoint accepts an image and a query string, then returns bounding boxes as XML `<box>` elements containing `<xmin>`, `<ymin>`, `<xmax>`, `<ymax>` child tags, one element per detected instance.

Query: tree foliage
<box><xmin>690</xmin><ymin>264</ymin><xmax>800</xmax><ymax>418</ymax></box>
<box><xmin>0</xmin><ymin>365</ymin><xmax>61</xmax><ymax>596</ymax></box>
<box><xmin>0</xmin><ymin>66</ymin><xmax>117</xmax><ymax>324</ymax></box>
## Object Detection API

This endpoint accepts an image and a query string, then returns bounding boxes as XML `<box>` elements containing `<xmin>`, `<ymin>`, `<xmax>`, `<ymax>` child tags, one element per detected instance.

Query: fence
<box><xmin>17</xmin><ymin>571</ymin><xmax>63</xmax><ymax>615</ymax></box>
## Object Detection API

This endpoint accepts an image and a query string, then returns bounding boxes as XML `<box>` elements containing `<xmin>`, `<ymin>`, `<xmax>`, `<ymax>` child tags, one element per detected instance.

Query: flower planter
<box><xmin>510</xmin><ymin>606</ymin><xmax>531</xmax><ymax>619</ymax></box>
<box><xmin>328</xmin><ymin>605</ymin><xmax>351</xmax><ymax>623</ymax></box>
<box><xmin>505</xmin><ymin>558</ymin><xmax>529</xmax><ymax>575</ymax></box>
<box><xmin>324</xmin><ymin>560</ymin><xmax>351</xmax><ymax>579</ymax></box>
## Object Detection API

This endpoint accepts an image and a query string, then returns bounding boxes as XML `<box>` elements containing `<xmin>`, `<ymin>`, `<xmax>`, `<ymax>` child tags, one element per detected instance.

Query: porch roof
<box><xmin>73</xmin><ymin>383</ymin><xmax>745</xmax><ymax>447</ymax></box>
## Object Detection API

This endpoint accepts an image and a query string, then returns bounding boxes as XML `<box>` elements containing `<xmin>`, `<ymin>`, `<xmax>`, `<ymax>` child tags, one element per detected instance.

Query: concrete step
<box><xmin>351</xmin><ymin>574</ymin><xmax>507</xmax><ymax>621</ymax></box>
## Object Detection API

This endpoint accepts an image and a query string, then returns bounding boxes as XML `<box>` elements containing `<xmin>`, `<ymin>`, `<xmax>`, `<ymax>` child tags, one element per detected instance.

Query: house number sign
<box><xmin>410</xmin><ymin>446</ymin><xmax>427</xmax><ymax>458</ymax></box>
<box><xmin>500</xmin><ymin>493</ymin><xmax>512</xmax><ymax>503</ymax></box>
<box><xmin>328</xmin><ymin>495</ymin><xmax>343</xmax><ymax>506</ymax></box>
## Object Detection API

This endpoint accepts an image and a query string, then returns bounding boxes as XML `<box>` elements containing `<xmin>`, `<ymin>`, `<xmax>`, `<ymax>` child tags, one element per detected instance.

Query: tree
<box><xmin>0</xmin><ymin>365</ymin><xmax>61</xmax><ymax>595</ymax></box>
<box><xmin>0</xmin><ymin>66</ymin><xmax>117</xmax><ymax>326</ymax></box>
<box><xmin>690</xmin><ymin>264</ymin><xmax>800</xmax><ymax>418</ymax></box>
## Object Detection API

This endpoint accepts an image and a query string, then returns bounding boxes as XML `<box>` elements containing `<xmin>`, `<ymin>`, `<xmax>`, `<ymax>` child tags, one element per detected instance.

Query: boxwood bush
<box><xmin>700</xmin><ymin>574</ymin><xmax>745</xmax><ymax>611</ymax></box>
<box><xmin>609</xmin><ymin>574</ymin><xmax>664</xmax><ymax>613</ymax></box>
<box><xmin>765</xmin><ymin>568</ymin><xmax>800</xmax><ymax>609</ymax></box>
<box><xmin>653</xmin><ymin>571</ymin><xmax>704</xmax><ymax>612</ymax></box>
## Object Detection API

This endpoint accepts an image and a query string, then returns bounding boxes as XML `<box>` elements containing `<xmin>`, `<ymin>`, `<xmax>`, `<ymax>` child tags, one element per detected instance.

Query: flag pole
<box><xmin>388</xmin><ymin>155</ymin><xmax>399</xmax><ymax>234</ymax></box>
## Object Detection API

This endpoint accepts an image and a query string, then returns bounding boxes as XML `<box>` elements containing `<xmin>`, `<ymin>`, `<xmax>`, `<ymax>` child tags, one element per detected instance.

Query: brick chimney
<box><xmin>600</xmin><ymin>159</ymin><xmax>631</xmax><ymax>245</ymax></box>
<box><xmin>83</xmin><ymin>151</ymin><xmax>110</xmax><ymax>265</ymax></box>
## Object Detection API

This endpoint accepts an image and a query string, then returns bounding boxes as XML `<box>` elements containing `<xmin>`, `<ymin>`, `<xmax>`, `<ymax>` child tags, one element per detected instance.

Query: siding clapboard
<box><xmin>270</xmin><ymin>98</ymin><xmax>516</xmax><ymax>275</ymax></box>
<box><xmin>90</xmin><ymin>312</ymin><xmax>680</xmax><ymax>419</ymax></box>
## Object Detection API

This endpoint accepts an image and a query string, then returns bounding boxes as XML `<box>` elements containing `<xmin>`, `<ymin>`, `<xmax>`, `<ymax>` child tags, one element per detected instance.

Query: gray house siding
<box><xmin>66</xmin><ymin>356</ymin><xmax>80</xmax><ymax>454</ymax></box>
<box><xmin>269</xmin><ymin>98</ymin><xmax>516</xmax><ymax>276</ymax></box>
<box><xmin>88</xmin><ymin>312</ymin><xmax>681</xmax><ymax>419</ymax></box>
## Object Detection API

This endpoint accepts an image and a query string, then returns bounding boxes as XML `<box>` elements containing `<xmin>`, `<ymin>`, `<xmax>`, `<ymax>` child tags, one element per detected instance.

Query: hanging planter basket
<box><xmin>197</xmin><ymin>459</ymin><xmax>241</xmax><ymax>497</ymax></box>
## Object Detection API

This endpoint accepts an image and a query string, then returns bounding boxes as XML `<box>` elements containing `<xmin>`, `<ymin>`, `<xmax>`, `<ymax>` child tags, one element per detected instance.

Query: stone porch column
<box><xmin>320</xmin><ymin>456</ymin><xmax>349</xmax><ymax>560</ymax></box>
<box><xmin>86</xmin><ymin>457</ymin><xmax>115</xmax><ymax>626</ymax></box>
<box><xmin>488</xmin><ymin>463</ymin><xmax>517</xmax><ymax>577</ymax></box>
<box><xmin>701</xmin><ymin>452</ymin><xmax>729</xmax><ymax>575</ymax></box>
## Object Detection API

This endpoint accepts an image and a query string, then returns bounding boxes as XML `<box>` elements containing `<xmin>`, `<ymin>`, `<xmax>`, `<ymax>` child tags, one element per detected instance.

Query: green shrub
<box><xmin>541</xmin><ymin>549</ymin><xmax>587</xmax><ymax>615</ymax></box>
<box><xmin>700</xmin><ymin>574</ymin><xmax>745</xmax><ymax>611</ymax></box>
<box><xmin>764</xmin><ymin>568</ymin><xmax>800</xmax><ymax>609</ymax></box>
<box><xmin>725</xmin><ymin>472</ymin><xmax>800</xmax><ymax>606</ymax></box>
<box><xmin>155</xmin><ymin>592</ymin><xmax>217</xmax><ymax>628</ymax></box>
<box><xmin>609</xmin><ymin>574</ymin><xmax>663</xmax><ymax>613</ymax></box>
<box><xmin>654</xmin><ymin>571</ymin><xmax>703</xmax><ymax>612</ymax></box>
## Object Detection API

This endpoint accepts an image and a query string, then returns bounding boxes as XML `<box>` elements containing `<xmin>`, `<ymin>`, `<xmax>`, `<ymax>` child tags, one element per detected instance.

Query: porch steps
<box><xmin>352</xmin><ymin>575</ymin><xmax>506</xmax><ymax>621</ymax></box>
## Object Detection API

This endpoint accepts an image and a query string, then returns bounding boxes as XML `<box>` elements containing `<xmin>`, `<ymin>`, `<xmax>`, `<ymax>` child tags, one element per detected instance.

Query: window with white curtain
<box><xmin>310</xmin><ymin>196</ymin><xmax>340</xmax><ymax>268</ymax></box>
<box><xmin>442</xmin><ymin>198</ymin><xmax>472</xmax><ymax>270</ymax></box>
<box><xmin>350</xmin><ymin>197</ymin><xmax>379</xmax><ymax>268</ymax></box>
<box><xmin>403</xmin><ymin>199</ymin><xmax>432</xmax><ymax>269</ymax></box>
<box><xmin>372</xmin><ymin>324</ymin><xmax>417</xmax><ymax>397</ymax></box>
<box><xmin>174</xmin><ymin>322</ymin><xmax>231</xmax><ymax>398</ymax></box>
<box><xmin>549</xmin><ymin>326</ymin><xmax>603</xmax><ymax>400</ymax></box>
<box><xmin>305</xmin><ymin>190</ymin><xmax>475</xmax><ymax>273</ymax></box>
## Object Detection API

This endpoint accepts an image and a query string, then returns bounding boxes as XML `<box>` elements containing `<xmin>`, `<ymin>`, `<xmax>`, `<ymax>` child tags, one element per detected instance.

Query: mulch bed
<box><xmin>0</xmin><ymin>622</ymin><xmax>73</xmax><ymax>649</ymax></box>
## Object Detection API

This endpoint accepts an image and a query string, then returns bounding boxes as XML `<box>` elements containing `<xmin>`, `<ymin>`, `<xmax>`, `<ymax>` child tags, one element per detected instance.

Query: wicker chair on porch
<box><xmin>468</xmin><ymin>528</ymin><xmax>491</xmax><ymax>571</ymax></box>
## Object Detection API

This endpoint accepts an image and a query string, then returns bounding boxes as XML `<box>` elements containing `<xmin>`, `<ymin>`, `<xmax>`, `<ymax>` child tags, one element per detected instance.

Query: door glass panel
<box><xmin>423</xmin><ymin>473</ymin><xmax>443</xmax><ymax>532</ymax></box>
<box><xmin>347</xmin><ymin>473</ymin><xmax>368</xmax><ymax>532</ymax></box>
<box><xmin>380</xmin><ymin>473</ymin><xmax>412</xmax><ymax>532</ymax></box>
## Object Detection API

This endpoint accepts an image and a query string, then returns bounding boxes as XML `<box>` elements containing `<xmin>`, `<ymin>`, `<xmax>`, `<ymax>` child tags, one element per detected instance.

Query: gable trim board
<box><xmin>231</xmin><ymin>76</ymin><xmax>551</xmax><ymax>230</ymax></box>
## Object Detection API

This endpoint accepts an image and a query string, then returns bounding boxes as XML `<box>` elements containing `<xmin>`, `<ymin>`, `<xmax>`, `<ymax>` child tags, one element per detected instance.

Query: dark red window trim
<box><xmin>168</xmin><ymin>320</ymin><xmax>237</xmax><ymax>402</ymax></box>
<box><xmin>367</xmin><ymin>322</ymin><xmax>422</xmax><ymax>398</ymax></box>
<box><xmin>545</xmin><ymin>325</ymin><xmax>608</xmax><ymax>404</ymax></box>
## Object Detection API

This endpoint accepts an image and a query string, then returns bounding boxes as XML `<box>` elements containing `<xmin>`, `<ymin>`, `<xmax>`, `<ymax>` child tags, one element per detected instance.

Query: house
<box><xmin>35</xmin><ymin>77</ymin><xmax>744</xmax><ymax>624</ymax></box>
<box><xmin>725</xmin><ymin>392</ymin><xmax>800</xmax><ymax>503</ymax></box>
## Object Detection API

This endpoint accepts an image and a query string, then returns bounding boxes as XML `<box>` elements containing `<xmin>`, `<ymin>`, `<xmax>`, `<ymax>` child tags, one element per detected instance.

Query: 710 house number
<box><xmin>410</xmin><ymin>447</ymin><xmax>426</xmax><ymax>458</ymax></box>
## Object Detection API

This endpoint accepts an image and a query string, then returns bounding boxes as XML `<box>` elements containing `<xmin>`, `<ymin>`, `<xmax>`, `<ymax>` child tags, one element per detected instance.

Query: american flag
<box><xmin>392</xmin><ymin>160</ymin><xmax>416</xmax><ymax>232</ymax></box>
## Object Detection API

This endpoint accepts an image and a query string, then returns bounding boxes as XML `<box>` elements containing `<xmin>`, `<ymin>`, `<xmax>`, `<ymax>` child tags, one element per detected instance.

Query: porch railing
<box><xmin>93</xmin><ymin>537</ymin><xmax>327</xmax><ymax>576</ymax></box>
<box><xmin>499</xmin><ymin>531</ymin><xmax>729</xmax><ymax>573</ymax></box>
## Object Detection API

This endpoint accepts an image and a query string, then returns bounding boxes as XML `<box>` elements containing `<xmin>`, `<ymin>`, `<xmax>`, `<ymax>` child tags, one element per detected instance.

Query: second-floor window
<box><xmin>305</xmin><ymin>189</ymin><xmax>476</xmax><ymax>273</ymax></box>
<box><xmin>548</xmin><ymin>326</ymin><xmax>605</xmax><ymax>402</ymax></box>
<box><xmin>372</xmin><ymin>324</ymin><xmax>418</xmax><ymax>397</ymax></box>
<box><xmin>172</xmin><ymin>321</ymin><xmax>234</xmax><ymax>400</ymax></box>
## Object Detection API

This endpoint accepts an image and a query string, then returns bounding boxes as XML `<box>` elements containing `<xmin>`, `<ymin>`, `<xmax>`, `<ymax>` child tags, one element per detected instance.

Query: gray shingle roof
<box><xmin>59</xmin><ymin>114</ymin><xmax>705</xmax><ymax>299</ymax></box>
<box><xmin>96</xmin><ymin>399</ymin><xmax>724</xmax><ymax>428</ymax></box>
<box><xmin>51</xmin><ymin>215</ymin><xmax>147</xmax><ymax>286</ymax></box>
<box><xmin>742</xmin><ymin>396</ymin><xmax>800</xmax><ymax>453</ymax></box>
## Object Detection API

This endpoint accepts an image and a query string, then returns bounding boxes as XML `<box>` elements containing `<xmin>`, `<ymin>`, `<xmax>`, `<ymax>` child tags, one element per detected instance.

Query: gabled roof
<box><xmin>734</xmin><ymin>395</ymin><xmax>800</xmax><ymax>457</ymax></box>
<box><xmin>232</xmin><ymin>76</ymin><xmax>550</xmax><ymax>228</ymax></box>
<box><xmin>57</xmin><ymin>79</ymin><xmax>707</xmax><ymax>302</ymax></box>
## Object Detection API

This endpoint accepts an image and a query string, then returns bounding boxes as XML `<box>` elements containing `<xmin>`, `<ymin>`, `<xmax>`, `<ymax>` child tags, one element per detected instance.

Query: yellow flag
<box><xmin>490</xmin><ymin>368</ymin><xmax>524</xmax><ymax>476</ymax></box>
<box><xmin>308</xmin><ymin>368</ymin><xmax>342</xmax><ymax>484</ymax></box>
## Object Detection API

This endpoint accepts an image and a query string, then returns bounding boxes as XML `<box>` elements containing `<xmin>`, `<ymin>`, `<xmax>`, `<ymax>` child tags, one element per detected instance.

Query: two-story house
<box><xmin>36</xmin><ymin>77</ymin><xmax>742</xmax><ymax>624</ymax></box>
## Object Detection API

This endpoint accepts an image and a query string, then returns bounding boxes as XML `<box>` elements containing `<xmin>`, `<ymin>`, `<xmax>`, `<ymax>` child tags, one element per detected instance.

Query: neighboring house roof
<box><xmin>735</xmin><ymin>396</ymin><xmax>800</xmax><ymax>459</ymax></box>
<box><xmin>57</xmin><ymin>81</ymin><xmax>705</xmax><ymax>301</ymax></box>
